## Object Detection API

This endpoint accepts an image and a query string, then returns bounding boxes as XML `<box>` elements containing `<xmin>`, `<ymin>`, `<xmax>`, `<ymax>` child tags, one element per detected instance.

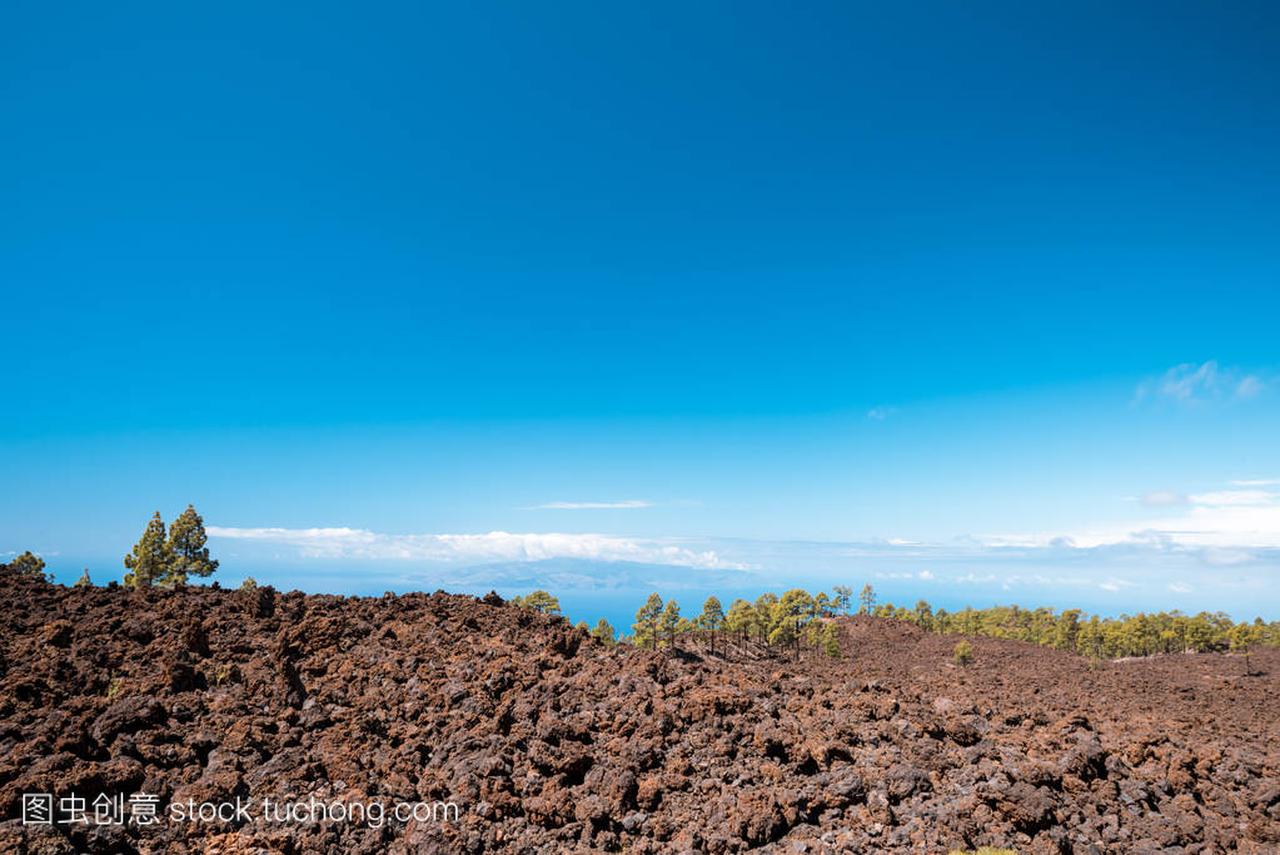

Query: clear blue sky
<box><xmin>3</xmin><ymin>1</ymin><xmax>1279</xmax><ymax>622</ymax></box>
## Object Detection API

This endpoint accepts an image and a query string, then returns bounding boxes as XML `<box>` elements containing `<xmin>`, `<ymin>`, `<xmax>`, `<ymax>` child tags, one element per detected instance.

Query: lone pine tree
<box><xmin>10</xmin><ymin>551</ymin><xmax>48</xmax><ymax>581</ymax></box>
<box><xmin>513</xmin><ymin>589</ymin><xmax>561</xmax><ymax>615</ymax></box>
<box><xmin>166</xmin><ymin>504</ymin><xmax>219</xmax><ymax>584</ymax></box>
<box><xmin>124</xmin><ymin>512</ymin><xmax>171</xmax><ymax>588</ymax></box>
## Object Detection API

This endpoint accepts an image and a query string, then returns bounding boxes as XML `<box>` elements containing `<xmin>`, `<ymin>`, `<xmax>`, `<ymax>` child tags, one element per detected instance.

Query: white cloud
<box><xmin>1200</xmin><ymin>548</ymin><xmax>1254</xmax><ymax>566</ymax></box>
<box><xmin>1236</xmin><ymin>375</ymin><xmax>1265</xmax><ymax>399</ymax></box>
<box><xmin>1187</xmin><ymin>489</ymin><xmax>1276</xmax><ymax>506</ymax></box>
<box><xmin>1230</xmin><ymin>478</ymin><xmax>1280</xmax><ymax>487</ymax></box>
<box><xmin>917</xmin><ymin>570</ymin><xmax>935</xmax><ymax>580</ymax></box>
<box><xmin>526</xmin><ymin>500</ymin><xmax>653</xmax><ymax>510</ymax></box>
<box><xmin>207</xmin><ymin>526</ymin><xmax>745</xmax><ymax>570</ymax></box>
<box><xmin>1167</xmin><ymin>582</ymin><xmax>1193</xmax><ymax>594</ymax></box>
<box><xmin>1098</xmin><ymin>578</ymin><xmax>1134</xmax><ymax>592</ymax></box>
<box><xmin>1136</xmin><ymin>360</ymin><xmax>1267</xmax><ymax>405</ymax></box>
<box><xmin>866</xmin><ymin>406</ymin><xmax>898</xmax><ymax>421</ymax></box>
<box><xmin>1141</xmin><ymin>490</ymin><xmax>1187</xmax><ymax>508</ymax></box>
<box><xmin>983</xmin><ymin>481</ymin><xmax>1280</xmax><ymax>552</ymax></box>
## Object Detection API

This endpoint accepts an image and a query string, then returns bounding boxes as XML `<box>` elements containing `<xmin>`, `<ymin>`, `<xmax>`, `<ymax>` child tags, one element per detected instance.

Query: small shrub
<box><xmin>953</xmin><ymin>640</ymin><xmax>974</xmax><ymax>666</ymax></box>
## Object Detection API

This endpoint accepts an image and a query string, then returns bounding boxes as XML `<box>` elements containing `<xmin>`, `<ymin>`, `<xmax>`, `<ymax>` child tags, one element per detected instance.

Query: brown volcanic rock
<box><xmin>1</xmin><ymin>565</ymin><xmax>1278</xmax><ymax>853</ymax></box>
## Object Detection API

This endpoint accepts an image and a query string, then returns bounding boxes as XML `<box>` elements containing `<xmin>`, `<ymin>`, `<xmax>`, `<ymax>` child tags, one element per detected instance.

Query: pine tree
<box><xmin>74</xmin><ymin>568</ymin><xmax>92</xmax><ymax>588</ymax></box>
<box><xmin>771</xmin><ymin>589</ymin><xmax>815</xmax><ymax>656</ymax></box>
<box><xmin>697</xmin><ymin>596</ymin><xmax>725</xmax><ymax>653</ymax></box>
<box><xmin>633</xmin><ymin>593</ymin><xmax>664</xmax><ymax>649</ymax></box>
<box><xmin>914</xmin><ymin>599</ymin><xmax>933</xmax><ymax>630</ymax></box>
<box><xmin>859</xmin><ymin>584</ymin><xmax>876</xmax><ymax>615</ymax></box>
<box><xmin>518</xmin><ymin>589</ymin><xmax>562</xmax><ymax>615</ymax></box>
<box><xmin>591</xmin><ymin>618</ymin><xmax>616</xmax><ymax>645</ymax></box>
<box><xmin>724</xmin><ymin>599</ymin><xmax>756</xmax><ymax>645</ymax></box>
<box><xmin>821</xmin><ymin>622</ymin><xmax>842</xmax><ymax>657</ymax></box>
<box><xmin>165</xmin><ymin>504</ymin><xmax>219</xmax><ymax>584</ymax></box>
<box><xmin>1229</xmin><ymin>623</ymin><xmax>1262</xmax><ymax>676</ymax></box>
<box><xmin>10</xmin><ymin>551</ymin><xmax>48</xmax><ymax>581</ymax></box>
<box><xmin>124</xmin><ymin>512</ymin><xmax>171</xmax><ymax>588</ymax></box>
<box><xmin>831</xmin><ymin>585</ymin><xmax>853</xmax><ymax>616</ymax></box>
<box><xmin>754</xmin><ymin>593</ymin><xmax>779</xmax><ymax>645</ymax></box>
<box><xmin>660</xmin><ymin>599</ymin><xmax>682</xmax><ymax>651</ymax></box>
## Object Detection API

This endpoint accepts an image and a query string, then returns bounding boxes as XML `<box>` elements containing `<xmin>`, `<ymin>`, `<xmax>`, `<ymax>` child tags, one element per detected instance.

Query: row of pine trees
<box><xmin>511</xmin><ymin>583</ymin><xmax>1280</xmax><ymax>661</ymax></box>
<box><xmin>871</xmin><ymin>598</ymin><xmax>1279</xmax><ymax>660</ymax></box>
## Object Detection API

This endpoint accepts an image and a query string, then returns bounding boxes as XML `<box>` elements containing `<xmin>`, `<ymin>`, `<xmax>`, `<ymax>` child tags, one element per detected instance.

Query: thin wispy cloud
<box><xmin>525</xmin><ymin>500</ymin><xmax>653</xmax><ymax>510</ymax></box>
<box><xmin>208</xmin><ymin>526</ymin><xmax>744</xmax><ymax>569</ymax></box>
<box><xmin>1140</xmin><ymin>490</ymin><xmax>1187</xmax><ymax>508</ymax></box>
<box><xmin>983</xmin><ymin>481</ymin><xmax>1280</xmax><ymax>551</ymax></box>
<box><xmin>866</xmin><ymin>405</ymin><xmax>898</xmax><ymax>421</ymax></box>
<box><xmin>1135</xmin><ymin>360</ymin><xmax>1267</xmax><ymax>405</ymax></box>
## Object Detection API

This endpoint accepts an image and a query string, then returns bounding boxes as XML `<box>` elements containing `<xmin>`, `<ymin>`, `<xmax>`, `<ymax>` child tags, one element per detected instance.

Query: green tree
<box><xmin>754</xmin><ymin>593</ymin><xmax>779</xmax><ymax>645</ymax></box>
<box><xmin>1229</xmin><ymin>623</ymin><xmax>1262</xmax><ymax>676</ymax></box>
<box><xmin>831</xmin><ymin>585</ymin><xmax>853</xmax><ymax>615</ymax></box>
<box><xmin>10</xmin><ymin>550</ymin><xmax>49</xmax><ymax>581</ymax></box>
<box><xmin>660</xmin><ymin>599</ymin><xmax>682</xmax><ymax>650</ymax></box>
<box><xmin>953</xmin><ymin>639</ymin><xmax>973</xmax><ymax>665</ymax></box>
<box><xmin>1053</xmin><ymin>609</ymin><xmax>1082</xmax><ymax>651</ymax></box>
<box><xmin>859</xmin><ymin>584</ymin><xmax>876</xmax><ymax>615</ymax></box>
<box><xmin>124</xmin><ymin>512</ymin><xmax>171</xmax><ymax>588</ymax></box>
<box><xmin>813</xmin><ymin>591</ymin><xmax>833</xmax><ymax>618</ymax></box>
<box><xmin>770</xmin><ymin>589</ymin><xmax>815</xmax><ymax>656</ymax></box>
<box><xmin>934</xmin><ymin>607</ymin><xmax>950</xmax><ymax>633</ymax></box>
<box><xmin>820</xmin><ymin>622</ymin><xmax>842</xmax><ymax>657</ymax></box>
<box><xmin>697</xmin><ymin>596</ymin><xmax>725</xmax><ymax>653</ymax></box>
<box><xmin>517</xmin><ymin>589</ymin><xmax>562</xmax><ymax>615</ymax></box>
<box><xmin>914</xmin><ymin>599</ymin><xmax>933</xmax><ymax>630</ymax></box>
<box><xmin>165</xmin><ymin>504</ymin><xmax>219</xmax><ymax>584</ymax></box>
<box><xmin>724</xmin><ymin>598</ymin><xmax>756</xmax><ymax>645</ymax></box>
<box><xmin>633</xmin><ymin>593</ymin><xmax>664</xmax><ymax>649</ymax></box>
<box><xmin>591</xmin><ymin>618</ymin><xmax>616</xmax><ymax>645</ymax></box>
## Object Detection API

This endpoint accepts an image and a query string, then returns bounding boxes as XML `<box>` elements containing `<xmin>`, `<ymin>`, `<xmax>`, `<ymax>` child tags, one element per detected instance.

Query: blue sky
<box><xmin>3</xmin><ymin>1</ymin><xmax>1279</xmax><ymax>622</ymax></box>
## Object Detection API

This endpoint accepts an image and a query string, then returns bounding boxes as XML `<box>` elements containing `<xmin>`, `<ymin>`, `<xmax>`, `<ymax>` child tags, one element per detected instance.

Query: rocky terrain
<box><xmin>1</xmin><ymin>565</ymin><xmax>1277</xmax><ymax>854</ymax></box>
